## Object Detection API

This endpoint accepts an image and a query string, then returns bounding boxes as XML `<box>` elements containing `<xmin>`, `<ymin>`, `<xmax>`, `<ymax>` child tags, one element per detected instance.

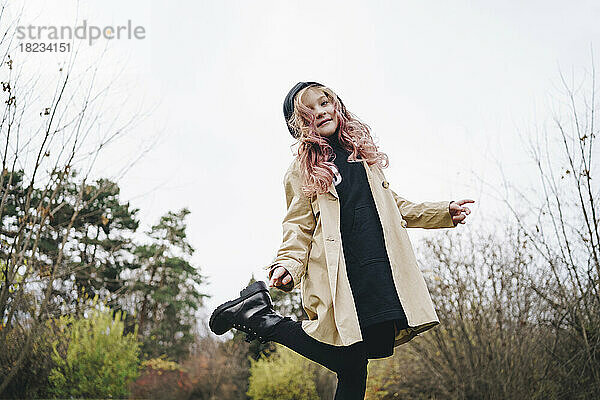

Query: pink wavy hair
<box><xmin>287</xmin><ymin>85</ymin><xmax>389</xmax><ymax>198</ymax></box>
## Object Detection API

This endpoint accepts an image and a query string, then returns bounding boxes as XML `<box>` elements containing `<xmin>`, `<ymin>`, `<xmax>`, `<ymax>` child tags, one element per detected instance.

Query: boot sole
<box><xmin>209</xmin><ymin>281</ymin><xmax>269</xmax><ymax>335</ymax></box>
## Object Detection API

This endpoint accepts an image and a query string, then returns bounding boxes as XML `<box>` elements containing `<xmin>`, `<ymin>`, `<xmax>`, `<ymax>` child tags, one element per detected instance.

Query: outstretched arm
<box><xmin>390</xmin><ymin>189</ymin><xmax>472</xmax><ymax>229</ymax></box>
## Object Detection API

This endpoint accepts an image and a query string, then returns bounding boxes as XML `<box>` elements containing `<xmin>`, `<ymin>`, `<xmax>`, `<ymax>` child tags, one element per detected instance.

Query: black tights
<box><xmin>269</xmin><ymin>317</ymin><xmax>370</xmax><ymax>400</ymax></box>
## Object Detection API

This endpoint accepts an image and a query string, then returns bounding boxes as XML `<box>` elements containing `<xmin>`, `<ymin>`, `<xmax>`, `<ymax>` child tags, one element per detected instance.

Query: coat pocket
<box><xmin>347</xmin><ymin>205</ymin><xmax>388</xmax><ymax>266</ymax></box>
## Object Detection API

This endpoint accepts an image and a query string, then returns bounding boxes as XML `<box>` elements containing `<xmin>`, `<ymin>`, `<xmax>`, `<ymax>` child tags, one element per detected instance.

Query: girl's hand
<box><xmin>269</xmin><ymin>266</ymin><xmax>294</xmax><ymax>291</ymax></box>
<box><xmin>450</xmin><ymin>199</ymin><xmax>475</xmax><ymax>225</ymax></box>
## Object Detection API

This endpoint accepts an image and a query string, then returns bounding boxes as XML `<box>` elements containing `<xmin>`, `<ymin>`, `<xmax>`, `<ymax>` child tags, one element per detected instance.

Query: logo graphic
<box><xmin>16</xmin><ymin>20</ymin><xmax>146</xmax><ymax>46</ymax></box>
<box><xmin>332</xmin><ymin>165</ymin><xmax>342</xmax><ymax>186</ymax></box>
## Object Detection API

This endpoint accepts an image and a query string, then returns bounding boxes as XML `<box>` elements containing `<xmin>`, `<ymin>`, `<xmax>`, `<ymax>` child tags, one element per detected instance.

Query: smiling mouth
<box><xmin>317</xmin><ymin>119</ymin><xmax>332</xmax><ymax>128</ymax></box>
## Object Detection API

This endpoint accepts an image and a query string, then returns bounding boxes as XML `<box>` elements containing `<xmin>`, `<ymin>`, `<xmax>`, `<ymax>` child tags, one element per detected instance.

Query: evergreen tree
<box><xmin>130</xmin><ymin>208</ymin><xmax>207</xmax><ymax>361</ymax></box>
<box><xmin>66</xmin><ymin>177</ymin><xmax>140</xmax><ymax>311</ymax></box>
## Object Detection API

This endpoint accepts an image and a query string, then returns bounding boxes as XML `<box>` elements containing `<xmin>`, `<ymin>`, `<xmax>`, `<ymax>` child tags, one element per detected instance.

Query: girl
<box><xmin>210</xmin><ymin>81</ymin><xmax>474</xmax><ymax>399</ymax></box>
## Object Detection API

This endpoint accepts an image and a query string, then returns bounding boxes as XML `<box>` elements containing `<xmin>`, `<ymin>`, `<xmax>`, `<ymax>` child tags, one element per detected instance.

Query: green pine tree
<box><xmin>131</xmin><ymin>208</ymin><xmax>207</xmax><ymax>361</ymax></box>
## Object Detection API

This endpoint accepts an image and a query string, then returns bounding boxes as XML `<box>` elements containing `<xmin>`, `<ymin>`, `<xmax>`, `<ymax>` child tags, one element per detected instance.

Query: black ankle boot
<box><xmin>209</xmin><ymin>281</ymin><xmax>284</xmax><ymax>343</ymax></box>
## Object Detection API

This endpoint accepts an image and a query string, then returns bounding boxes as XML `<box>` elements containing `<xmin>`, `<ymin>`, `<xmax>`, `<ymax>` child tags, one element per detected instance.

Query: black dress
<box><xmin>326</xmin><ymin>134</ymin><xmax>409</xmax><ymax>359</ymax></box>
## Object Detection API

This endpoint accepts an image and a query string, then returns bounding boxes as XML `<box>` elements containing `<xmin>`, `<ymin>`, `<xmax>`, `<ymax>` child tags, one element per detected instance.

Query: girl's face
<box><xmin>300</xmin><ymin>87</ymin><xmax>339</xmax><ymax>137</ymax></box>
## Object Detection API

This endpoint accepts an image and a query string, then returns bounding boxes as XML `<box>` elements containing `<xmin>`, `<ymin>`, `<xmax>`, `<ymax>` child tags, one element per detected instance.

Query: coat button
<box><xmin>382</xmin><ymin>181</ymin><xmax>389</xmax><ymax>189</ymax></box>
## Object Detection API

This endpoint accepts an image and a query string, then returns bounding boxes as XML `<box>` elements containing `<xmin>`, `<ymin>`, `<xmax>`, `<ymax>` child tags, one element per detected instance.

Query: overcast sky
<box><xmin>8</xmin><ymin>0</ymin><xmax>600</xmax><ymax>313</ymax></box>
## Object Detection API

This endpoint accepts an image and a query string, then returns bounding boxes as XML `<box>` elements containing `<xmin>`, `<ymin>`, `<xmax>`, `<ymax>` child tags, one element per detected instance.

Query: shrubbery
<box><xmin>48</xmin><ymin>307</ymin><xmax>140</xmax><ymax>398</ymax></box>
<box><xmin>130</xmin><ymin>356</ymin><xmax>192</xmax><ymax>400</ymax></box>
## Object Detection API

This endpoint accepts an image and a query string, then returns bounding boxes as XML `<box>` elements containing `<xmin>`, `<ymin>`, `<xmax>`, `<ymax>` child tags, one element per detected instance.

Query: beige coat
<box><xmin>265</xmin><ymin>157</ymin><xmax>456</xmax><ymax>347</ymax></box>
